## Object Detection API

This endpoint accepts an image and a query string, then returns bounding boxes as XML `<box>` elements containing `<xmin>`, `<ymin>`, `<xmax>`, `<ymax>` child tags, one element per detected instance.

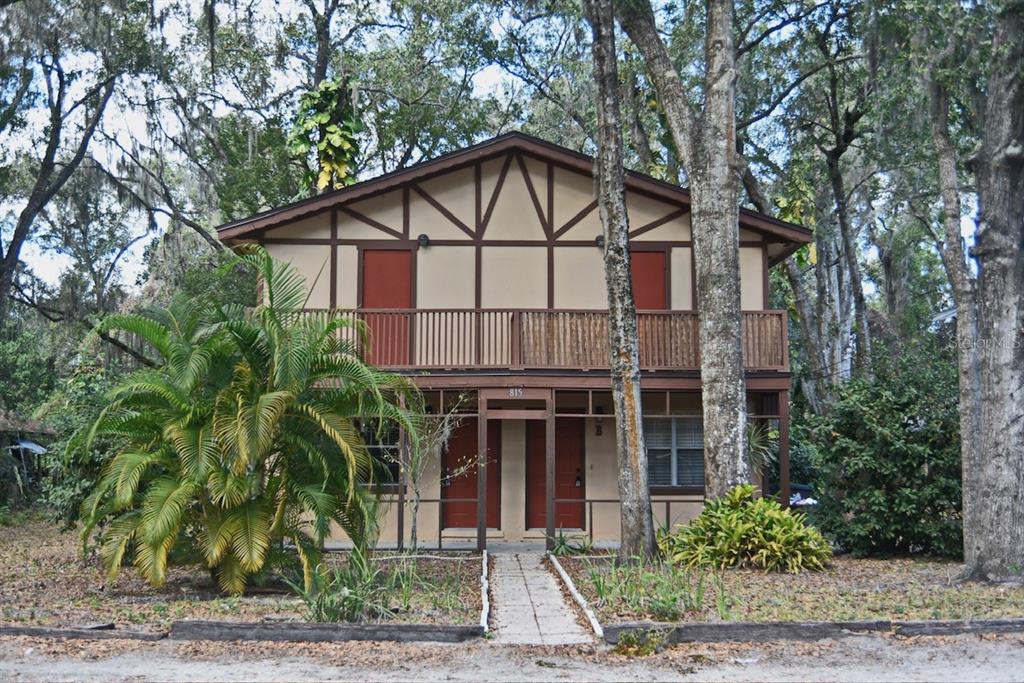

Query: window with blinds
<box><xmin>643</xmin><ymin>418</ymin><xmax>704</xmax><ymax>488</ymax></box>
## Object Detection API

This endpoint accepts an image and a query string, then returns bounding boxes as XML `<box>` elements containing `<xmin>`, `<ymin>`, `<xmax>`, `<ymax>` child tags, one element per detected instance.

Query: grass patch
<box><xmin>562</xmin><ymin>555</ymin><xmax>1024</xmax><ymax>624</ymax></box>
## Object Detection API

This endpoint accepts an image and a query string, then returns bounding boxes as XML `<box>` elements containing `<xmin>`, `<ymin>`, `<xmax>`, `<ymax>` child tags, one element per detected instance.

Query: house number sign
<box><xmin>508</xmin><ymin>387</ymin><xmax>524</xmax><ymax>398</ymax></box>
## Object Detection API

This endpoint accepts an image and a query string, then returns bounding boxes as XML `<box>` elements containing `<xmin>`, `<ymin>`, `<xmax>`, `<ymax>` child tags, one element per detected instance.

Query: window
<box><xmin>644</xmin><ymin>418</ymin><xmax>704</xmax><ymax>489</ymax></box>
<box><xmin>358</xmin><ymin>421</ymin><xmax>402</xmax><ymax>487</ymax></box>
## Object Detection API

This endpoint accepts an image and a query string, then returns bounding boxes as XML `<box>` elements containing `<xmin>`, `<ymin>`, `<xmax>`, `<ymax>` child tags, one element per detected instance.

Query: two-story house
<box><xmin>216</xmin><ymin>132</ymin><xmax>812</xmax><ymax>550</ymax></box>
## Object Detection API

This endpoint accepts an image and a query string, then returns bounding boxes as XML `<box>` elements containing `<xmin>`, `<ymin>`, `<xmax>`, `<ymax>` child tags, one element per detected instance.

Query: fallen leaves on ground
<box><xmin>561</xmin><ymin>555</ymin><xmax>1024</xmax><ymax>624</ymax></box>
<box><xmin>0</xmin><ymin>518</ymin><xmax>480</xmax><ymax>630</ymax></box>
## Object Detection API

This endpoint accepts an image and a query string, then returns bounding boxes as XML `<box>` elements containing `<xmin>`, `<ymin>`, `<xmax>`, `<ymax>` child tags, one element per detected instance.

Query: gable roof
<box><xmin>215</xmin><ymin>131</ymin><xmax>812</xmax><ymax>259</ymax></box>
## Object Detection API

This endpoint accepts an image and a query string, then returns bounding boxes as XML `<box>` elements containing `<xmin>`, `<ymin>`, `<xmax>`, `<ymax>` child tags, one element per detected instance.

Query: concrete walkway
<box><xmin>490</xmin><ymin>552</ymin><xmax>592</xmax><ymax>645</ymax></box>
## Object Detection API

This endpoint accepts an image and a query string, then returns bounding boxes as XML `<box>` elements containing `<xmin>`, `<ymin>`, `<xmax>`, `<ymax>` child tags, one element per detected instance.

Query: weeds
<box><xmin>613</xmin><ymin>628</ymin><xmax>671</xmax><ymax>657</ymax></box>
<box><xmin>585</xmin><ymin>559</ymin><xmax>739</xmax><ymax>622</ymax></box>
<box><xmin>290</xmin><ymin>549</ymin><xmax>473</xmax><ymax>623</ymax></box>
<box><xmin>550</xmin><ymin>531</ymin><xmax>594</xmax><ymax>556</ymax></box>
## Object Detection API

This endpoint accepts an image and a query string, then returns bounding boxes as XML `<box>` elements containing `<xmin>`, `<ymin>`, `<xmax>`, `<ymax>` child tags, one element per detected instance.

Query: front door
<box><xmin>630</xmin><ymin>250</ymin><xmax>667</xmax><ymax>309</ymax></box>
<box><xmin>442</xmin><ymin>418</ymin><xmax>501</xmax><ymax>529</ymax></box>
<box><xmin>361</xmin><ymin>249</ymin><xmax>412</xmax><ymax>365</ymax></box>
<box><xmin>526</xmin><ymin>419</ymin><xmax>585</xmax><ymax>530</ymax></box>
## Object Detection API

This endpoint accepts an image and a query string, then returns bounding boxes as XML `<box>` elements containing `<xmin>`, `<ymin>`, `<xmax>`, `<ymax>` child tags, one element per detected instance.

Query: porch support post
<box><xmin>779</xmin><ymin>389</ymin><xmax>791</xmax><ymax>507</ymax></box>
<box><xmin>477</xmin><ymin>400</ymin><xmax>488</xmax><ymax>551</ymax></box>
<box><xmin>545</xmin><ymin>396</ymin><xmax>556</xmax><ymax>550</ymax></box>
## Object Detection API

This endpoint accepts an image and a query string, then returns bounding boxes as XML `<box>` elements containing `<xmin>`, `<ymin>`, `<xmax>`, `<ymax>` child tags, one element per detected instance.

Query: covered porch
<box><xmin>359</xmin><ymin>381</ymin><xmax>791</xmax><ymax>551</ymax></box>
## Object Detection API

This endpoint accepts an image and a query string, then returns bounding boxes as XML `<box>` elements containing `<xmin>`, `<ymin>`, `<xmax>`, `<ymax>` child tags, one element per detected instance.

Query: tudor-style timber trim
<box><xmin>216</xmin><ymin>132</ymin><xmax>812</xmax><ymax>262</ymax></box>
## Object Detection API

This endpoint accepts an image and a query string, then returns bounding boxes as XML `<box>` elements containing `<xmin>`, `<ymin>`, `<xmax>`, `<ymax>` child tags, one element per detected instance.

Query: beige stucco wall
<box><xmin>264</xmin><ymin>243</ymin><xmax>331</xmax><ymax>308</ymax></box>
<box><xmin>583</xmin><ymin>417</ymin><xmax>703</xmax><ymax>540</ymax></box>
<box><xmin>483</xmin><ymin>163</ymin><xmax>547</xmax><ymax>241</ymax></box>
<box><xmin>417</xmin><ymin>247</ymin><xmax>475</xmax><ymax>308</ymax></box>
<box><xmin>740</xmin><ymin>246</ymin><xmax>765</xmax><ymax>310</ymax></box>
<box><xmin>264</xmin><ymin>211</ymin><xmax>331</xmax><ymax>239</ymax></box>
<box><xmin>553</xmin><ymin>247</ymin><xmax>606</xmax><ymax>309</ymax></box>
<box><xmin>342</xmin><ymin>190</ymin><xmax>404</xmax><ymax>237</ymax></box>
<box><xmin>480</xmin><ymin>247</ymin><xmax>547</xmax><ymax>308</ymax></box>
<box><xmin>412</xmin><ymin>168</ymin><xmax>476</xmax><ymax>240</ymax></box>
<box><xmin>336</xmin><ymin>245</ymin><xmax>358</xmax><ymax>309</ymax></box>
<box><xmin>670</xmin><ymin>247</ymin><xmax>694</xmax><ymax>310</ymax></box>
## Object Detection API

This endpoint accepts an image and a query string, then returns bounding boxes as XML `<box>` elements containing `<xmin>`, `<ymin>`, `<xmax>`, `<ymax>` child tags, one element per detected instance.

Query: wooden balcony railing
<box><xmin>318</xmin><ymin>308</ymin><xmax>788</xmax><ymax>372</ymax></box>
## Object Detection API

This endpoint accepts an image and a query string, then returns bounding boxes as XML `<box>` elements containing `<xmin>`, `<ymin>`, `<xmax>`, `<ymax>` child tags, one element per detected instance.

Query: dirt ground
<box><xmin>0</xmin><ymin>519</ymin><xmax>480</xmax><ymax>630</ymax></box>
<box><xmin>560</xmin><ymin>554</ymin><xmax>1024</xmax><ymax>623</ymax></box>
<box><xmin>0</xmin><ymin>632</ymin><xmax>1022</xmax><ymax>681</ymax></box>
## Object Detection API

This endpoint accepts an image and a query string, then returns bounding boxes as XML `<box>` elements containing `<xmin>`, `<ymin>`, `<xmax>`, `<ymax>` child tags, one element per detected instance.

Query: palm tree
<box><xmin>81</xmin><ymin>246</ymin><xmax>418</xmax><ymax>594</ymax></box>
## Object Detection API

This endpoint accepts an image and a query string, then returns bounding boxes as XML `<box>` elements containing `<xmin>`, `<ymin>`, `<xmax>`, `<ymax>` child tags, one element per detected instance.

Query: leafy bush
<box><xmin>804</xmin><ymin>341</ymin><xmax>962</xmax><ymax>557</ymax></box>
<box><xmin>36</xmin><ymin>365</ymin><xmax>117</xmax><ymax>525</ymax></box>
<box><xmin>81</xmin><ymin>246</ymin><xmax>418</xmax><ymax>594</ymax></box>
<box><xmin>658</xmin><ymin>485</ymin><xmax>832</xmax><ymax>572</ymax></box>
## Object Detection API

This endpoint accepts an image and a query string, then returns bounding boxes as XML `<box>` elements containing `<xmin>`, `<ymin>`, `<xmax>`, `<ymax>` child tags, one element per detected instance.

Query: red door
<box><xmin>442</xmin><ymin>419</ymin><xmax>501</xmax><ymax>529</ymax></box>
<box><xmin>361</xmin><ymin>250</ymin><xmax>412</xmax><ymax>365</ymax></box>
<box><xmin>630</xmin><ymin>250</ymin><xmax>667</xmax><ymax>310</ymax></box>
<box><xmin>526</xmin><ymin>419</ymin><xmax>585</xmax><ymax>530</ymax></box>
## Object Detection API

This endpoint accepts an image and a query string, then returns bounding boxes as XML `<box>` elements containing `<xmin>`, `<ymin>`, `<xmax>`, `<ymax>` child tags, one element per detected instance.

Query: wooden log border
<box><xmin>602</xmin><ymin>618</ymin><xmax>1024</xmax><ymax>644</ymax></box>
<box><xmin>0</xmin><ymin>625</ymin><xmax>166</xmax><ymax>641</ymax></box>
<box><xmin>168</xmin><ymin>620</ymin><xmax>484</xmax><ymax>643</ymax></box>
<box><xmin>547</xmin><ymin>552</ymin><xmax>603</xmax><ymax>638</ymax></box>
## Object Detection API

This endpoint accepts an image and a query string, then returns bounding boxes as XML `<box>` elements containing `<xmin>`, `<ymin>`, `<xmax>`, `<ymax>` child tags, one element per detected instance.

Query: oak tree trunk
<box><xmin>927</xmin><ymin>67</ymin><xmax>982</xmax><ymax>573</ymax></box>
<box><xmin>584</xmin><ymin>0</ymin><xmax>655</xmax><ymax>560</ymax></box>
<box><xmin>619</xmin><ymin>0</ymin><xmax>751</xmax><ymax>498</ymax></box>
<box><xmin>963</xmin><ymin>4</ymin><xmax>1024</xmax><ymax>582</ymax></box>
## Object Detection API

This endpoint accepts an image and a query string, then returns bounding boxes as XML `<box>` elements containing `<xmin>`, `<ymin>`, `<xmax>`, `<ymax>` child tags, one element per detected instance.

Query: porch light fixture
<box><xmin>418</xmin><ymin>233</ymin><xmax>430</xmax><ymax>248</ymax></box>
<box><xmin>595</xmin><ymin>234</ymin><xmax>605</xmax><ymax>249</ymax></box>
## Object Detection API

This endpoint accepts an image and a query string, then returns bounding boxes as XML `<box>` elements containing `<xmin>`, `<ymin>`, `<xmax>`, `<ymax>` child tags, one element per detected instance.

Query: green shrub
<box><xmin>80</xmin><ymin>246</ymin><xmax>418</xmax><ymax>594</ymax></box>
<box><xmin>804</xmin><ymin>340</ymin><xmax>962</xmax><ymax>557</ymax></box>
<box><xmin>658</xmin><ymin>485</ymin><xmax>832</xmax><ymax>572</ymax></box>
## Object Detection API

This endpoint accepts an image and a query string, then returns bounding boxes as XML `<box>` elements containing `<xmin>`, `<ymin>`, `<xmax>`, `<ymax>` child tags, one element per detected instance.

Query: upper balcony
<box><xmin>319</xmin><ymin>308</ymin><xmax>789</xmax><ymax>373</ymax></box>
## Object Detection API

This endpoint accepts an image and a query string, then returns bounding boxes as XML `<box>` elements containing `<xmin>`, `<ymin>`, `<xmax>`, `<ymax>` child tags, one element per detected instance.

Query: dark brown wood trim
<box><xmin>480</xmin><ymin>154</ymin><xmax>513</xmax><ymax>235</ymax></box>
<box><xmin>546</xmin><ymin>161</ymin><xmax>554</xmax><ymax>232</ymax></box>
<box><xmin>650</xmin><ymin>486</ymin><xmax>704</xmax><ymax>496</ymax></box>
<box><xmin>545</xmin><ymin>396</ymin><xmax>555</xmax><ymax>549</ymax></box>
<box><xmin>553</xmin><ymin>199</ymin><xmax>599</xmax><ymax>239</ymax></box>
<box><xmin>516</xmin><ymin>152</ymin><xmax>550</xmax><ymax>237</ymax></box>
<box><xmin>262</xmin><ymin>238</ymin><xmax>333</xmax><ymax>245</ymax></box>
<box><xmin>329</xmin><ymin>209</ymin><xmax>338</xmax><ymax>309</ymax></box>
<box><xmin>779</xmin><ymin>389</ymin><xmax>790</xmax><ymax>507</ymax></box>
<box><xmin>402</xmin><ymin>187</ymin><xmax>410</xmax><ymax>238</ymax></box>
<box><xmin>474</xmin><ymin>163</ymin><xmax>482</xmax><ymax>234</ymax></box>
<box><xmin>409</xmin><ymin>374</ymin><xmax>792</xmax><ymax>391</ymax></box>
<box><xmin>547</xmin><ymin>245</ymin><xmax>555</xmax><ymax>308</ymax></box>
<box><xmin>218</xmin><ymin>133</ymin><xmax>812</xmax><ymax>255</ymax></box>
<box><xmin>628</xmin><ymin>207</ymin><xmax>687</xmax><ymax>239</ymax></box>
<box><xmin>413</xmin><ymin>185</ymin><xmax>476</xmax><ymax>239</ymax></box>
<box><xmin>339</xmin><ymin>205</ymin><xmax>405</xmax><ymax>240</ymax></box>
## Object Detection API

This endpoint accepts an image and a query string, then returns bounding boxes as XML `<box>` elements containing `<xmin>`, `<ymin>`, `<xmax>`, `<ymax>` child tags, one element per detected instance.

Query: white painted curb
<box><xmin>548</xmin><ymin>552</ymin><xmax>604</xmax><ymax>639</ymax></box>
<box><xmin>479</xmin><ymin>549</ymin><xmax>490</xmax><ymax>633</ymax></box>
